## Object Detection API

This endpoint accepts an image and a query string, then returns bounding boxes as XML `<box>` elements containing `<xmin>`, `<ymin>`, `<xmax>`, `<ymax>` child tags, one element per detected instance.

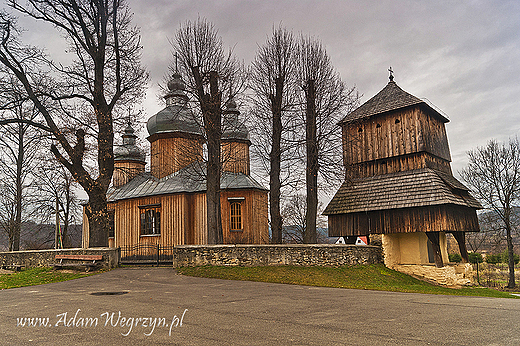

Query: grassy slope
<box><xmin>0</xmin><ymin>267</ymin><xmax>97</xmax><ymax>289</ymax></box>
<box><xmin>177</xmin><ymin>264</ymin><xmax>518</xmax><ymax>299</ymax></box>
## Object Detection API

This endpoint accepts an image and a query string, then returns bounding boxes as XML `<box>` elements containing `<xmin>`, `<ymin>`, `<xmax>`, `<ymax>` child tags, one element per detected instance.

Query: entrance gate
<box><xmin>120</xmin><ymin>244</ymin><xmax>175</xmax><ymax>266</ymax></box>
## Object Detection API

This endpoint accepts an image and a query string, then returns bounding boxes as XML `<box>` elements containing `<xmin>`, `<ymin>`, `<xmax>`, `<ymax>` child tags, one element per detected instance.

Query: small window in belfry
<box><xmin>395</xmin><ymin>119</ymin><xmax>400</xmax><ymax>124</ymax></box>
<box><xmin>358</xmin><ymin>127</ymin><xmax>362</xmax><ymax>133</ymax></box>
<box><xmin>376</xmin><ymin>123</ymin><xmax>381</xmax><ymax>128</ymax></box>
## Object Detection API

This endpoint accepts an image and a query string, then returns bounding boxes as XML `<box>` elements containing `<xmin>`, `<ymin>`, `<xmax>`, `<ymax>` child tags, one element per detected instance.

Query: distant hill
<box><xmin>0</xmin><ymin>222</ymin><xmax>82</xmax><ymax>251</ymax></box>
<box><xmin>281</xmin><ymin>226</ymin><xmax>332</xmax><ymax>244</ymax></box>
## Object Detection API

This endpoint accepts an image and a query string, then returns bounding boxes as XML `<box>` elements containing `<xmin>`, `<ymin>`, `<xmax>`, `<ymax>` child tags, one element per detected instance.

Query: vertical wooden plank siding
<box><xmin>221</xmin><ymin>141</ymin><xmax>250</xmax><ymax>175</ymax></box>
<box><xmin>220</xmin><ymin>190</ymin><xmax>269</xmax><ymax>244</ymax></box>
<box><xmin>342</xmin><ymin>107</ymin><xmax>452</xmax><ymax>179</ymax></box>
<box><xmin>86</xmin><ymin>188</ymin><xmax>267</xmax><ymax>248</ymax></box>
<box><xmin>328</xmin><ymin>205</ymin><xmax>480</xmax><ymax>237</ymax></box>
<box><xmin>192</xmin><ymin>193</ymin><xmax>207</xmax><ymax>244</ymax></box>
<box><xmin>150</xmin><ymin>136</ymin><xmax>203</xmax><ymax>178</ymax></box>
<box><xmin>113</xmin><ymin>160</ymin><xmax>145</xmax><ymax>187</ymax></box>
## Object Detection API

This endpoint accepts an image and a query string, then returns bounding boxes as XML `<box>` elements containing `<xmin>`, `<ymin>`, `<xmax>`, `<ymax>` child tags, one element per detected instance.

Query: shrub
<box><xmin>468</xmin><ymin>252</ymin><xmax>483</xmax><ymax>264</ymax></box>
<box><xmin>500</xmin><ymin>250</ymin><xmax>520</xmax><ymax>264</ymax></box>
<box><xmin>448</xmin><ymin>253</ymin><xmax>462</xmax><ymax>263</ymax></box>
<box><xmin>485</xmin><ymin>254</ymin><xmax>502</xmax><ymax>264</ymax></box>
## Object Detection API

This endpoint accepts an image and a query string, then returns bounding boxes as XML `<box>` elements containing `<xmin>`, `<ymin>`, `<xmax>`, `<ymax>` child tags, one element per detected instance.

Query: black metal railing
<box><xmin>120</xmin><ymin>244</ymin><xmax>175</xmax><ymax>266</ymax></box>
<box><xmin>472</xmin><ymin>262</ymin><xmax>520</xmax><ymax>287</ymax></box>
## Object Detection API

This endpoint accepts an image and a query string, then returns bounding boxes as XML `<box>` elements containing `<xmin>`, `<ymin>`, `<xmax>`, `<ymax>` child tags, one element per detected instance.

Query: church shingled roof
<box><xmin>107</xmin><ymin>162</ymin><xmax>267</xmax><ymax>202</ymax></box>
<box><xmin>341</xmin><ymin>81</ymin><xmax>449</xmax><ymax>123</ymax></box>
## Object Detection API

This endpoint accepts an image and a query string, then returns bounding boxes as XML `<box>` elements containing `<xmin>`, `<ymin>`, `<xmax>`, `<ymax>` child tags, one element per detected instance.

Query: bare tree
<box><xmin>281</xmin><ymin>194</ymin><xmax>328</xmax><ymax>244</ymax></box>
<box><xmin>0</xmin><ymin>0</ymin><xmax>147</xmax><ymax>247</ymax></box>
<box><xmin>466</xmin><ymin>211</ymin><xmax>510</xmax><ymax>253</ymax></box>
<box><xmin>296</xmin><ymin>35</ymin><xmax>358</xmax><ymax>244</ymax></box>
<box><xmin>250</xmin><ymin>25</ymin><xmax>300</xmax><ymax>244</ymax></box>
<box><xmin>0</xmin><ymin>77</ymin><xmax>41</xmax><ymax>251</ymax></box>
<box><xmin>172</xmin><ymin>17</ymin><xmax>244</xmax><ymax>244</ymax></box>
<box><xmin>34</xmin><ymin>156</ymin><xmax>81</xmax><ymax>248</ymax></box>
<box><xmin>460</xmin><ymin>138</ymin><xmax>520</xmax><ymax>288</ymax></box>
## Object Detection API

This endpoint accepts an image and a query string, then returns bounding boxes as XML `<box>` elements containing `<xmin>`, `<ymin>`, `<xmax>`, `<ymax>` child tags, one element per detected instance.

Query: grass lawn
<box><xmin>177</xmin><ymin>264</ymin><xmax>519</xmax><ymax>299</ymax></box>
<box><xmin>0</xmin><ymin>267</ymin><xmax>100</xmax><ymax>290</ymax></box>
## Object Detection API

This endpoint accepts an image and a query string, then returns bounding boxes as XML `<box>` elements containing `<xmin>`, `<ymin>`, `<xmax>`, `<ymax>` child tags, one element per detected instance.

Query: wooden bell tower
<box><xmin>324</xmin><ymin>70</ymin><xmax>481</xmax><ymax>268</ymax></box>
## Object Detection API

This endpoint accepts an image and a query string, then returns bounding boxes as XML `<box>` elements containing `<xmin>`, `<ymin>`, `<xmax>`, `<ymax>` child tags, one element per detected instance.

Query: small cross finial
<box><xmin>175</xmin><ymin>53</ymin><xmax>179</xmax><ymax>73</ymax></box>
<box><xmin>388</xmin><ymin>67</ymin><xmax>394</xmax><ymax>82</ymax></box>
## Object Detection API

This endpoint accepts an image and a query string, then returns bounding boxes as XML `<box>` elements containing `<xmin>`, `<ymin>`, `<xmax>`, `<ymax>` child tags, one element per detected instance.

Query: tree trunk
<box><xmin>506</xmin><ymin>216</ymin><xmax>516</xmax><ymax>288</ymax></box>
<box><xmin>13</xmin><ymin>122</ymin><xmax>24</xmax><ymax>251</ymax></box>
<box><xmin>84</xmin><ymin>192</ymin><xmax>109</xmax><ymax>248</ymax></box>
<box><xmin>62</xmin><ymin>182</ymin><xmax>71</xmax><ymax>248</ymax></box>
<box><xmin>270</xmin><ymin>77</ymin><xmax>283</xmax><ymax>244</ymax></box>
<box><xmin>304</xmin><ymin>79</ymin><xmax>317</xmax><ymax>244</ymax></box>
<box><xmin>205</xmin><ymin>71</ymin><xmax>223</xmax><ymax>244</ymax></box>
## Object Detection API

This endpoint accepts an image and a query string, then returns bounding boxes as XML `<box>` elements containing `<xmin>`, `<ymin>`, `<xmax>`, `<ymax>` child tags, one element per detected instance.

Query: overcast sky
<box><xmin>12</xmin><ymin>0</ymin><xmax>520</xmax><ymax>180</ymax></box>
<box><xmin>124</xmin><ymin>0</ymin><xmax>520</xmax><ymax>177</ymax></box>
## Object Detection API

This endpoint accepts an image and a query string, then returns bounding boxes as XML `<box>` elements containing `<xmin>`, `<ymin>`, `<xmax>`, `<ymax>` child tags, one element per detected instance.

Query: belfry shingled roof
<box><xmin>341</xmin><ymin>81</ymin><xmax>448</xmax><ymax>123</ymax></box>
<box><xmin>323</xmin><ymin>168</ymin><xmax>482</xmax><ymax>215</ymax></box>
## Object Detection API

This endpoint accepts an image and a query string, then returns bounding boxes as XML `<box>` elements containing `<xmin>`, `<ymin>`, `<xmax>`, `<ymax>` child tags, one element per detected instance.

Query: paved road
<box><xmin>0</xmin><ymin>267</ymin><xmax>519</xmax><ymax>345</ymax></box>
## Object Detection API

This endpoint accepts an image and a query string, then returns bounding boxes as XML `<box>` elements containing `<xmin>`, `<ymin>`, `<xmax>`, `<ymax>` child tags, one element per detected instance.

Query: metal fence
<box><xmin>120</xmin><ymin>244</ymin><xmax>175</xmax><ymax>266</ymax></box>
<box><xmin>472</xmin><ymin>262</ymin><xmax>520</xmax><ymax>287</ymax></box>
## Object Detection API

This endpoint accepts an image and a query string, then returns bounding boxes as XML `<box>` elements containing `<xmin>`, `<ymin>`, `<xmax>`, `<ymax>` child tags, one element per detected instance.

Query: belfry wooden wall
<box><xmin>343</xmin><ymin>106</ymin><xmax>451</xmax><ymax>176</ymax></box>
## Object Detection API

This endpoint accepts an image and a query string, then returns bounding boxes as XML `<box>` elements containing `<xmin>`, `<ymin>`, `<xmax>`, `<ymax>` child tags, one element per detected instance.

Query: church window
<box><xmin>139</xmin><ymin>204</ymin><xmax>161</xmax><ymax>236</ymax></box>
<box><xmin>228</xmin><ymin>197</ymin><xmax>245</xmax><ymax>231</ymax></box>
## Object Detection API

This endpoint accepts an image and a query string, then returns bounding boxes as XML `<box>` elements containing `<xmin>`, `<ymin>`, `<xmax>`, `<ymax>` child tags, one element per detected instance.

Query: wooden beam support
<box><xmin>426</xmin><ymin>232</ymin><xmax>444</xmax><ymax>268</ymax></box>
<box><xmin>452</xmin><ymin>231</ymin><xmax>469</xmax><ymax>263</ymax></box>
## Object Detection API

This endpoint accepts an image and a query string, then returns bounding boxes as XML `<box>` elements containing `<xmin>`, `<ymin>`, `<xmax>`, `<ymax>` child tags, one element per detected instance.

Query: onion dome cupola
<box><xmin>113</xmin><ymin>124</ymin><xmax>146</xmax><ymax>188</ymax></box>
<box><xmin>221</xmin><ymin>98</ymin><xmax>251</xmax><ymax>175</ymax></box>
<box><xmin>222</xmin><ymin>98</ymin><xmax>250</xmax><ymax>143</ymax></box>
<box><xmin>146</xmin><ymin>73</ymin><xmax>203</xmax><ymax>139</ymax></box>
<box><xmin>114</xmin><ymin>124</ymin><xmax>146</xmax><ymax>163</ymax></box>
<box><xmin>147</xmin><ymin>73</ymin><xmax>203</xmax><ymax>179</ymax></box>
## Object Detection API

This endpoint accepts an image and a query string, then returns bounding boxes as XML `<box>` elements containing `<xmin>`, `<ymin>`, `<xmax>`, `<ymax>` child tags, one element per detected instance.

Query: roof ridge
<box><xmin>341</xmin><ymin>81</ymin><xmax>447</xmax><ymax>123</ymax></box>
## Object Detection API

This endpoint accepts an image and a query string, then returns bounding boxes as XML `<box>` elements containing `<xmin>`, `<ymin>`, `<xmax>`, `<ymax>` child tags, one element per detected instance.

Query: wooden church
<box><xmin>82</xmin><ymin>73</ymin><xmax>269</xmax><ymax>248</ymax></box>
<box><xmin>324</xmin><ymin>72</ymin><xmax>481</xmax><ymax>268</ymax></box>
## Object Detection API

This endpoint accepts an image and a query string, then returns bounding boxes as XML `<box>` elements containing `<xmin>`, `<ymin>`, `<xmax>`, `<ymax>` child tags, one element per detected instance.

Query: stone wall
<box><xmin>392</xmin><ymin>263</ymin><xmax>474</xmax><ymax>287</ymax></box>
<box><xmin>172</xmin><ymin>244</ymin><xmax>383</xmax><ymax>267</ymax></box>
<box><xmin>0</xmin><ymin>248</ymin><xmax>120</xmax><ymax>269</ymax></box>
<box><xmin>0</xmin><ymin>245</ymin><xmax>382</xmax><ymax>270</ymax></box>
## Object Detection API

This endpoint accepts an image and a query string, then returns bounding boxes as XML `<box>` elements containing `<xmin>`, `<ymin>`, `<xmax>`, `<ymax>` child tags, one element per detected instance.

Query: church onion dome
<box><xmin>114</xmin><ymin>124</ymin><xmax>146</xmax><ymax>163</ymax></box>
<box><xmin>146</xmin><ymin>73</ymin><xmax>202</xmax><ymax>138</ymax></box>
<box><xmin>222</xmin><ymin>98</ymin><xmax>250</xmax><ymax>142</ymax></box>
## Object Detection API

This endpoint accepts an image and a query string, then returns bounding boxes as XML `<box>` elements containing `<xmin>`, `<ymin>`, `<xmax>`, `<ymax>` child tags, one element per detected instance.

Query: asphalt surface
<box><xmin>0</xmin><ymin>267</ymin><xmax>519</xmax><ymax>345</ymax></box>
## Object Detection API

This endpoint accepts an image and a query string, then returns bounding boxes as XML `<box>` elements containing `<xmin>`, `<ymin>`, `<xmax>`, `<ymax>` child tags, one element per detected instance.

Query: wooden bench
<box><xmin>54</xmin><ymin>255</ymin><xmax>103</xmax><ymax>272</ymax></box>
<box><xmin>1</xmin><ymin>264</ymin><xmax>24</xmax><ymax>272</ymax></box>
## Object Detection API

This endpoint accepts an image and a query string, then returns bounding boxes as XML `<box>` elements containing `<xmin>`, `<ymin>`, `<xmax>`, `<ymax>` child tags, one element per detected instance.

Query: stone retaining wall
<box><xmin>172</xmin><ymin>244</ymin><xmax>383</xmax><ymax>267</ymax></box>
<box><xmin>0</xmin><ymin>245</ymin><xmax>382</xmax><ymax>270</ymax></box>
<box><xmin>392</xmin><ymin>263</ymin><xmax>474</xmax><ymax>287</ymax></box>
<box><xmin>0</xmin><ymin>248</ymin><xmax>120</xmax><ymax>269</ymax></box>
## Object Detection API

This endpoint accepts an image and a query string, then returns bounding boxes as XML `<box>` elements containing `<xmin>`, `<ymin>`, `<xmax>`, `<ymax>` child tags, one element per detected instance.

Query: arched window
<box><xmin>230</xmin><ymin>202</ymin><xmax>242</xmax><ymax>231</ymax></box>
